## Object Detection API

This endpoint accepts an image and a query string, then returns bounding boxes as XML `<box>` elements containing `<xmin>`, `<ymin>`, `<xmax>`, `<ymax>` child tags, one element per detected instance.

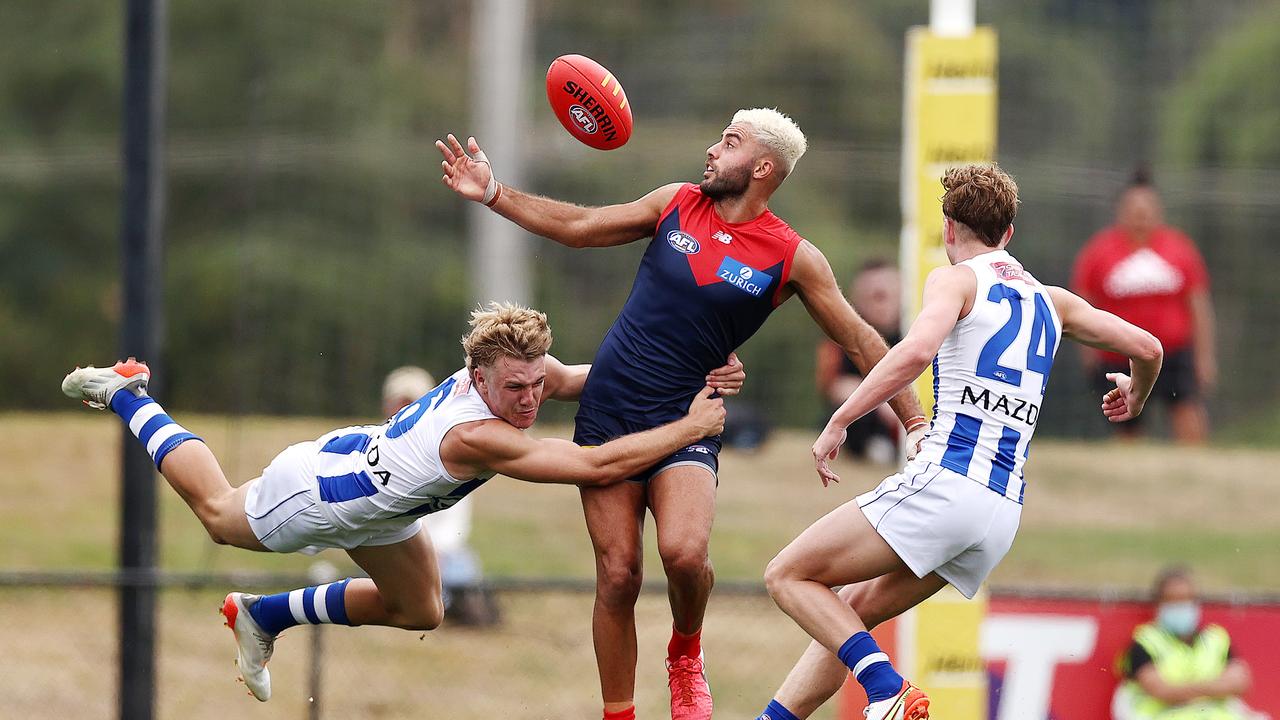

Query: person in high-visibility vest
<box><xmin>1112</xmin><ymin>567</ymin><xmax>1265</xmax><ymax>720</ymax></box>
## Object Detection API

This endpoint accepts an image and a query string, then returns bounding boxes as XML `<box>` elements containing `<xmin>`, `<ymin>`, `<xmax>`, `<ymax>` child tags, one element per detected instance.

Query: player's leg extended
<box><xmin>344</xmin><ymin>528</ymin><xmax>445</xmax><ymax>629</ymax></box>
<box><xmin>762</xmin><ymin>501</ymin><xmax>942</xmax><ymax>718</ymax></box>
<box><xmin>62</xmin><ymin>361</ymin><xmax>265</xmax><ymax>550</ymax></box>
<box><xmin>581</xmin><ymin>480</ymin><xmax>648</xmax><ymax>718</ymax></box>
<box><xmin>761</xmin><ymin>573</ymin><xmax>947</xmax><ymax>720</ymax></box>
<box><xmin>650</xmin><ymin>464</ymin><xmax>717</xmax><ymax>635</ymax></box>
<box><xmin>649</xmin><ymin>464</ymin><xmax>716</xmax><ymax>720</ymax></box>
<box><xmin>221</xmin><ymin>526</ymin><xmax>442</xmax><ymax>702</ymax></box>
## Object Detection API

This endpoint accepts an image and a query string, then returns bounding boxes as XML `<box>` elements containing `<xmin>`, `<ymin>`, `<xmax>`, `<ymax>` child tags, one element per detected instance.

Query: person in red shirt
<box><xmin>1072</xmin><ymin>172</ymin><xmax>1216</xmax><ymax>443</ymax></box>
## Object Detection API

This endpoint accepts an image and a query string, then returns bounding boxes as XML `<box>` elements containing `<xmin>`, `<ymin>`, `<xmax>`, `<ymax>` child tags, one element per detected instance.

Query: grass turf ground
<box><xmin>2</xmin><ymin>412</ymin><xmax>1278</xmax><ymax>717</ymax></box>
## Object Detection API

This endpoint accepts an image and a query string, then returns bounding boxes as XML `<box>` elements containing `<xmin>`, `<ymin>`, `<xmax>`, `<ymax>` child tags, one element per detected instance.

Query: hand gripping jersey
<box><xmin>308</xmin><ymin>368</ymin><xmax>498</xmax><ymax>531</ymax></box>
<box><xmin>914</xmin><ymin>250</ymin><xmax>1062</xmax><ymax>504</ymax></box>
<box><xmin>579</xmin><ymin>183</ymin><xmax>803</xmax><ymax>424</ymax></box>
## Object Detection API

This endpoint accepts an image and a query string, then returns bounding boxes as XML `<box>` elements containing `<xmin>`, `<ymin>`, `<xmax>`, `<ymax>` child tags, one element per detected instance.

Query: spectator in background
<box><xmin>382</xmin><ymin>366</ymin><xmax>499</xmax><ymax>627</ymax></box>
<box><xmin>814</xmin><ymin>260</ymin><xmax>902</xmax><ymax>463</ymax></box>
<box><xmin>1073</xmin><ymin>170</ymin><xmax>1216</xmax><ymax>443</ymax></box>
<box><xmin>1112</xmin><ymin>566</ymin><xmax>1263</xmax><ymax>720</ymax></box>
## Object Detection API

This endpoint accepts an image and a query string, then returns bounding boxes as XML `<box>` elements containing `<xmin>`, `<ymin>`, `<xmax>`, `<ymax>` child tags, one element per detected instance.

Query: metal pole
<box><xmin>306</xmin><ymin>562</ymin><xmax>338</xmax><ymax>720</ymax></box>
<box><xmin>119</xmin><ymin>1</ymin><xmax>167</xmax><ymax>718</ymax></box>
<box><xmin>468</xmin><ymin>0</ymin><xmax>531</xmax><ymax>306</ymax></box>
<box><xmin>308</xmin><ymin>626</ymin><xmax>324</xmax><ymax>720</ymax></box>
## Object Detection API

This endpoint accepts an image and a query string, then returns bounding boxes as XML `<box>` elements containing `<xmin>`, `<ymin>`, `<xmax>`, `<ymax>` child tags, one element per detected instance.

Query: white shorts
<box><xmin>244</xmin><ymin>442</ymin><xmax>422</xmax><ymax>555</ymax></box>
<box><xmin>856</xmin><ymin>460</ymin><xmax>1021</xmax><ymax>599</ymax></box>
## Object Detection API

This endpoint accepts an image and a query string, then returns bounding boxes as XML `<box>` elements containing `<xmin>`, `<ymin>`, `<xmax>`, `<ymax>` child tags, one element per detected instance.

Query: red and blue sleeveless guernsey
<box><xmin>576</xmin><ymin>183</ymin><xmax>803</xmax><ymax>426</ymax></box>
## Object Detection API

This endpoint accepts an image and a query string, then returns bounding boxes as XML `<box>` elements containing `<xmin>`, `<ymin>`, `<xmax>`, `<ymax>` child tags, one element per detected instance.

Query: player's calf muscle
<box><xmin>349</xmin><ymin>581</ymin><xmax>443</xmax><ymax>630</ymax></box>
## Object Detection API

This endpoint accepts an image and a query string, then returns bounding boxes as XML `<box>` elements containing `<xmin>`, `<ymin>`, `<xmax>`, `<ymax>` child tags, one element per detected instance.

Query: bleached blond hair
<box><xmin>731</xmin><ymin>108</ymin><xmax>808</xmax><ymax>177</ymax></box>
<box><xmin>461</xmin><ymin>302</ymin><xmax>553</xmax><ymax>371</ymax></box>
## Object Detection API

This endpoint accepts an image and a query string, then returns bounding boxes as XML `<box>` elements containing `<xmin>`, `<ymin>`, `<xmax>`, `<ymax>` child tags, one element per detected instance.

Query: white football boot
<box><xmin>221</xmin><ymin>592</ymin><xmax>275</xmax><ymax>702</ymax></box>
<box><xmin>864</xmin><ymin>681</ymin><xmax>930</xmax><ymax>720</ymax></box>
<box><xmin>61</xmin><ymin>358</ymin><xmax>151</xmax><ymax>409</ymax></box>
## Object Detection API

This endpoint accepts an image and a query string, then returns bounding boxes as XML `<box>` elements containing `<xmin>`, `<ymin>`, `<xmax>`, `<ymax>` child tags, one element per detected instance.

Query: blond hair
<box><xmin>382</xmin><ymin>366</ymin><xmax>435</xmax><ymax>404</ymax></box>
<box><xmin>461</xmin><ymin>302</ymin><xmax>553</xmax><ymax>370</ymax></box>
<box><xmin>941</xmin><ymin>164</ymin><xmax>1020</xmax><ymax>247</ymax></box>
<box><xmin>731</xmin><ymin>108</ymin><xmax>808</xmax><ymax>176</ymax></box>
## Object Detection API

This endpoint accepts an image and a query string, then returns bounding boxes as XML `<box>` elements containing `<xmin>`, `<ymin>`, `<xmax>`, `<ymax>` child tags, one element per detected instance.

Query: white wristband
<box><xmin>482</xmin><ymin>173</ymin><xmax>499</xmax><ymax>205</ymax></box>
<box><xmin>471</xmin><ymin>149</ymin><xmax>499</xmax><ymax>206</ymax></box>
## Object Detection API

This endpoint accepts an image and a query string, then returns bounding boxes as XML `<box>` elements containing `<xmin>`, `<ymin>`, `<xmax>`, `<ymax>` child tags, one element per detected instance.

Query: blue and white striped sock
<box><xmin>109</xmin><ymin>390</ymin><xmax>200</xmax><ymax>470</ymax></box>
<box><xmin>247</xmin><ymin>579</ymin><xmax>355</xmax><ymax>636</ymax></box>
<box><xmin>838</xmin><ymin>631</ymin><xmax>904</xmax><ymax>704</ymax></box>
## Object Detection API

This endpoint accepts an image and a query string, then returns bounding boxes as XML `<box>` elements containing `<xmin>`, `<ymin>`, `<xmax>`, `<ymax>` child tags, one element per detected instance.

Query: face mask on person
<box><xmin>1157</xmin><ymin>601</ymin><xmax>1201</xmax><ymax>636</ymax></box>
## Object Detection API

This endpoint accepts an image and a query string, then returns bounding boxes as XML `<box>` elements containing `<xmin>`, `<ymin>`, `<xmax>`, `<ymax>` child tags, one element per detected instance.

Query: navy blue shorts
<box><xmin>574</xmin><ymin>404</ymin><xmax>720</xmax><ymax>483</ymax></box>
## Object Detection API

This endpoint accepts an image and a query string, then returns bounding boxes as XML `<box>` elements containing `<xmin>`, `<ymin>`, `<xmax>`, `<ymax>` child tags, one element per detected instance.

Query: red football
<box><xmin>545</xmin><ymin>54</ymin><xmax>633</xmax><ymax>150</ymax></box>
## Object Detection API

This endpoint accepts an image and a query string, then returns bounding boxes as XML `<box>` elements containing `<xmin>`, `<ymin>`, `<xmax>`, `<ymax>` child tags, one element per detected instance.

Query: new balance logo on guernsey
<box><xmin>712</xmin><ymin>230</ymin><xmax>732</xmax><ymax>244</ymax></box>
<box><xmin>717</xmin><ymin>256</ymin><xmax>773</xmax><ymax>297</ymax></box>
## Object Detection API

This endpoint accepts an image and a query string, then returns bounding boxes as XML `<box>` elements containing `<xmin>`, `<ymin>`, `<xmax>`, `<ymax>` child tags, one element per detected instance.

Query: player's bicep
<box><xmin>580</xmin><ymin>183</ymin><xmax>682</xmax><ymax>247</ymax></box>
<box><xmin>790</xmin><ymin>242</ymin><xmax>871</xmax><ymax>340</ymax></box>
<box><xmin>1047</xmin><ymin>286</ymin><xmax>1161</xmax><ymax>360</ymax></box>
<box><xmin>907</xmin><ymin>267</ymin><xmax>970</xmax><ymax>351</ymax></box>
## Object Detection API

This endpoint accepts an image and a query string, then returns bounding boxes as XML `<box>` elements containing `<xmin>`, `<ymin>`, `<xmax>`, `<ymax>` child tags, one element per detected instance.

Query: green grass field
<box><xmin>2</xmin><ymin>412</ymin><xmax>1278</xmax><ymax>718</ymax></box>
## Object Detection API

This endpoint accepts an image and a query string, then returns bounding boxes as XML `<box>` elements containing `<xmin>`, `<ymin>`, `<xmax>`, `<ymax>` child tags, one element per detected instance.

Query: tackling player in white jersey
<box><xmin>754</xmin><ymin>165</ymin><xmax>1164</xmax><ymax>720</ymax></box>
<box><xmin>61</xmin><ymin>303</ymin><xmax>742</xmax><ymax>702</ymax></box>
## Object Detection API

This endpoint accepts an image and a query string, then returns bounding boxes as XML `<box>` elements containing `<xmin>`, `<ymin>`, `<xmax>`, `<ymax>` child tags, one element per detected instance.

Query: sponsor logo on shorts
<box><xmin>681</xmin><ymin>444</ymin><xmax>712</xmax><ymax>454</ymax></box>
<box><xmin>568</xmin><ymin>104</ymin><xmax>598</xmax><ymax>134</ymax></box>
<box><xmin>717</xmin><ymin>256</ymin><xmax>773</xmax><ymax>297</ymax></box>
<box><xmin>667</xmin><ymin>230</ymin><xmax>700</xmax><ymax>254</ymax></box>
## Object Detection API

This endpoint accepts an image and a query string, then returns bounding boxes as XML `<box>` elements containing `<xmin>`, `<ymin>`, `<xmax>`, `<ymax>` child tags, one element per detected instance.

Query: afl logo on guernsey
<box><xmin>666</xmin><ymin>230</ymin><xmax>700</xmax><ymax>254</ymax></box>
<box><xmin>568</xmin><ymin>105</ymin><xmax>598</xmax><ymax>134</ymax></box>
<box><xmin>717</xmin><ymin>256</ymin><xmax>773</xmax><ymax>297</ymax></box>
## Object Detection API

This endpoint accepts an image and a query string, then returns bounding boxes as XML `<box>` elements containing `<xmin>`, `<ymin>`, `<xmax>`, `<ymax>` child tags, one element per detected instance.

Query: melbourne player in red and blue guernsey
<box><xmin>437</xmin><ymin>109</ymin><xmax>928</xmax><ymax>720</ymax></box>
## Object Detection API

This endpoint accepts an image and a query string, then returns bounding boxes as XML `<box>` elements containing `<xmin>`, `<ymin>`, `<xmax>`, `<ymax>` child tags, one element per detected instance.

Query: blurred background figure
<box><xmin>1072</xmin><ymin>170</ymin><xmax>1216</xmax><ymax>443</ymax></box>
<box><xmin>1112</xmin><ymin>566</ymin><xmax>1265</xmax><ymax>720</ymax></box>
<box><xmin>814</xmin><ymin>260</ymin><xmax>902</xmax><ymax>464</ymax></box>
<box><xmin>382</xmin><ymin>366</ymin><xmax>499</xmax><ymax>627</ymax></box>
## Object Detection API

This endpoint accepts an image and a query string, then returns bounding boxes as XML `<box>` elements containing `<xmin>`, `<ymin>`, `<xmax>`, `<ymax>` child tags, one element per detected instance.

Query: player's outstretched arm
<box><xmin>435</xmin><ymin>133</ymin><xmax>679</xmax><ymax>248</ymax></box>
<box><xmin>788</xmin><ymin>241</ymin><xmax>928</xmax><ymax>436</ymax></box>
<box><xmin>541</xmin><ymin>354</ymin><xmax>591</xmax><ymax>402</ymax></box>
<box><xmin>1046</xmin><ymin>286</ymin><xmax>1163</xmax><ymax>422</ymax></box>
<box><xmin>444</xmin><ymin>387</ymin><xmax>725</xmax><ymax>486</ymax></box>
<box><xmin>542</xmin><ymin>353</ymin><xmax>745</xmax><ymax>403</ymax></box>
<box><xmin>810</xmin><ymin>266</ymin><xmax>971</xmax><ymax>485</ymax></box>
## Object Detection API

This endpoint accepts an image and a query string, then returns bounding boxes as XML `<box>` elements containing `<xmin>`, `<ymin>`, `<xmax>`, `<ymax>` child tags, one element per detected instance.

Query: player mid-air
<box><xmin>436</xmin><ymin>109</ymin><xmax>929</xmax><ymax>720</ymax></box>
<box><xmin>753</xmin><ymin>165</ymin><xmax>1164</xmax><ymax>720</ymax></box>
<box><xmin>61</xmin><ymin>303</ymin><xmax>744</xmax><ymax>702</ymax></box>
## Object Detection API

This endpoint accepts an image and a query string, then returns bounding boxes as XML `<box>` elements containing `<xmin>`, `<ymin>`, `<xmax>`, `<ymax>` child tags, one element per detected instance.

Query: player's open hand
<box><xmin>706</xmin><ymin>352</ymin><xmax>745</xmax><ymax>396</ymax></box>
<box><xmin>436</xmin><ymin>134</ymin><xmax>495</xmax><ymax>203</ymax></box>
<box><xmin>1101</xmin><ymin>372</ymin><xmax>1144</xmax><ymax>422</ymax></box>
<box><xmin>686</xmin><ymin>386</ymin><xmax>727</xmax><ymax>437</ymax></box>
<box><xmin>812</xmin><ymin>424</ymin><xmax>847</xmax><ymax>487</ymax></box>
